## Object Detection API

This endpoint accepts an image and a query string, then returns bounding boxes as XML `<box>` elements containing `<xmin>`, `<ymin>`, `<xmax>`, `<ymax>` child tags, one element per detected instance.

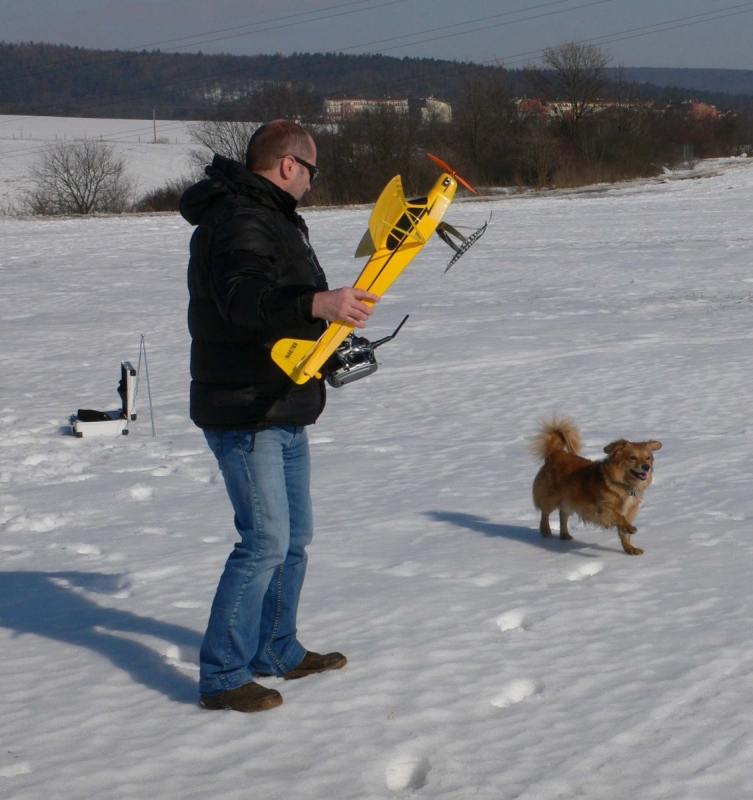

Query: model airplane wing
<box><xmin>271</xmin><ymin>155</ymin><xmax>470</xmax><ymax>385</ymax></box>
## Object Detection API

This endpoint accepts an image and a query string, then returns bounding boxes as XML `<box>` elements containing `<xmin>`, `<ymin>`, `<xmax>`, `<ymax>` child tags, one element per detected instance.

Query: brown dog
<box><xmin>531</xmin><ymin>416</ymin><xmax>662</xmax><ymax>555</ymax></box>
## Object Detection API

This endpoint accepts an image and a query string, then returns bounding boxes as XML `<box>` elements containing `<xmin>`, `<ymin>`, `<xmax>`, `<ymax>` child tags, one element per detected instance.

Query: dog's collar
<box><xmin>629</xmin><ymin>488</ymin><xmax>638</xmax><ymax>497</ymax></box>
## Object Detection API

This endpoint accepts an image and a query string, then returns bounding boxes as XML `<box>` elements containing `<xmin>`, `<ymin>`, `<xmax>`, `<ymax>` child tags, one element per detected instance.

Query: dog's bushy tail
<box><xmin>530</xmin><ymin>415</ymin><xmax>582</xmax><ymax>461</ymax></box>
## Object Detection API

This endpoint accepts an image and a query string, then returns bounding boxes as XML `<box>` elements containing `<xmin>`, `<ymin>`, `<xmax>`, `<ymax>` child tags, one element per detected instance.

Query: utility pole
<box><xmin>152</xmin><ymin>107</ymin><xmax>157</xmax><ymax>144</ymax></box>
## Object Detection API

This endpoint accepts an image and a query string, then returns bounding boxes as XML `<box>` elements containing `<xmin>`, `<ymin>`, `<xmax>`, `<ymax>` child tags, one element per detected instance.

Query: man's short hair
<box><xmin>246</xmin><ymin>120</ymin><xmax>314</xmax><ymax>171</ymax></box>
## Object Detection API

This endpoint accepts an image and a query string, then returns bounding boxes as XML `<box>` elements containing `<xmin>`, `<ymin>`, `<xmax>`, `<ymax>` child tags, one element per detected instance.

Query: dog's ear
<box><xmin>647</xmin><ymin>440</ymin><xmax>662</xmax><ymax>451</ymax></box>
<box><xmin>603</xmin><ymin>439</ymin><xmax>628</xmax><ymax>455</ymax></box>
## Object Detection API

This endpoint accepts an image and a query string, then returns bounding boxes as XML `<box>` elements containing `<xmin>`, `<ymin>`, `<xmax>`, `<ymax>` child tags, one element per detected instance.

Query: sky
<box><xmin>3</xmin><ymin>115</ymin><xmax>753</xmax><ymax>799</ymax></box>
<box><xmin>1</xmin><ymin>0</ymin><xmax>752</xmax><ymax>70</ymax></box>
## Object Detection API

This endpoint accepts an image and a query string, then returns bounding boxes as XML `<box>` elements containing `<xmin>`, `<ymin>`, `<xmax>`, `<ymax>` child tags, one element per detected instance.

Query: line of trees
<box><xmin>186</xmin><ymin>43</ymin><xmax>752</xmax><ymax>204</ymax></box>
<box><xmin>4</xmin><ymin>41</ymin><xmax>753</xmax><ymax>121</ymax></box>
<box><xmin>0</xmin><ymin>42</ymin><xmax>511</xmax><ymax>119</ymax></box>
<box><xmin>12</xmin><ymin>44</ymin><xmax>753</xmax><ymax>215</ymax></box>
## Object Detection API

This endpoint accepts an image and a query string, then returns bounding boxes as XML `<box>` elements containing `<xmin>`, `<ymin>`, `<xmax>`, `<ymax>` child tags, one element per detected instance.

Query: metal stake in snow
<box><xmin>135</xmin><ymin>334</ymin><xmax>156</xmax><ymax>437</ymax></box>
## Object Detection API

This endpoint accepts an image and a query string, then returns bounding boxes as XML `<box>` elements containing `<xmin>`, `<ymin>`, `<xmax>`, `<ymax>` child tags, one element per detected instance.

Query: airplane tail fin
<box><xmin>270</xmin><ymin>338</ymin><xmax>319</xmax><ymax>384</ymax></box>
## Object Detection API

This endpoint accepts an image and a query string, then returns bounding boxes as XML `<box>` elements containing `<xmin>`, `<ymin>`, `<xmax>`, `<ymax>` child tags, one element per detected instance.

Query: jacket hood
<box><xmin>179</xmin><ymin>154</ymin><xmax>299</xmax><ymax>227</ymax></box>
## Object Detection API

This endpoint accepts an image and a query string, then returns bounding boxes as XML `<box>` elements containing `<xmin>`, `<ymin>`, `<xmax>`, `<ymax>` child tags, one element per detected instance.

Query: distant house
<box><xmin>420</xmin><ymin>98</ymin><xmax>452</xmax><ymax>123</ymax></box>
<box><xmin>324</xmin><ymin>98</ymin><xmax>409</xmax><ymax>121</ymax></box>
<box><xmin>516</xmin><ymin>98</ymin><xmax>549</xmax><ymax>119</ymax></box>
<box><xmin>516</xmin><ymin>99</ymin><xmax>654</xmax><ymax>118</ymax></box>
<box><xmin>686</xmin><ymin>102</ymin><xmax>719</xmax><ymax>121</ymax></box>
<box><xmin>516</xmin><ymin>97</ymin><xmax>721</xmax><ymax>122</ymax></box>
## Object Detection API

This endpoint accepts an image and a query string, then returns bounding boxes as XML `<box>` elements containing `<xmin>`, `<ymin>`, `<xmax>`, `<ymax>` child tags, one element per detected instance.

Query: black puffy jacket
<box><xmin>180</xmin><ymin>155</ymin><xmax>328</xmax><ymax>430</ymax></box>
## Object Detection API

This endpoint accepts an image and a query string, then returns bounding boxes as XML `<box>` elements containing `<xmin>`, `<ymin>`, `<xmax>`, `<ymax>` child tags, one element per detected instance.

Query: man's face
<box><xmin>289</xmin><ymin>140</ymin><xmax>317</xmax><ymax>201</ymax></box>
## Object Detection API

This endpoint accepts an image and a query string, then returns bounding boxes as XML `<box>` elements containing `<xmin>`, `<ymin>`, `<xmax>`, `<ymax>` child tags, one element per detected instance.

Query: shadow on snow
<box><xmin>424</xmin><ymin>510</ymin><xmax>619</xmax><ymax>556</ymax></box>
<box><xmin>0</xmin><ymin>570</ymin><xmax>201</xmax><ymax>704</ymax></box>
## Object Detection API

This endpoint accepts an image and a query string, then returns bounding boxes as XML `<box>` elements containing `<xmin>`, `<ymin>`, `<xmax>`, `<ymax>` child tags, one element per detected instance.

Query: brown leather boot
<box><xmin>258</xmin><ymin>651</ymin><xmax>348</xmax><ymax>680</ymax></box>
<box><xmin>200</xmin><ymin>682</ymin><xmax>282</xmax><ymax>712</ymax></box>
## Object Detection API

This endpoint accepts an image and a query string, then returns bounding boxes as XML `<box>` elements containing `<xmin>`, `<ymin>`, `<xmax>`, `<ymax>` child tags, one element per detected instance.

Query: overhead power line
<box><xmin>348</xmin><ymin>0</ymin><xmax>618</xmax><ymax>56</ymax></box>
<box><xmin>125</xmin><ymin>0</ymin><xmax>400</xmax><ymax>52</ymax></box>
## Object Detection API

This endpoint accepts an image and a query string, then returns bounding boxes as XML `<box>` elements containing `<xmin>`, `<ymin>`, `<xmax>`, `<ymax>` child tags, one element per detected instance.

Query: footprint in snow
<box><xmin>383</xmin><ymin>561</ymin><xmax>421</xmax><ymax>578</ymax></box>
<box><xmin>129</xmin><ymin>485</ymin><xmax>153</xmax><ymax>501</ymax></box>
<box><xmin>0</xmin><ymin>545</ymin><xmax>33</xmax><ymax>559</ymax></box>
<box><xmin>566</xmin><ymin>561</ymin><xmax>604</xmax><ymax>582</ymax></box>
<box><xmin>140</xmin><ymin>527</ymin><xmax>168</xmax><ymax>536</ymax></box>
<box><xmin>51</xmin><ymin>572</ymin><xmax>132</xmax><ymax>597</ymax></box>
<box><xmin>496</xmin><ymin>609</ymin><xmax>531</xmax><ymax>632</ymax></box>
<box><xmin>471</xmin><ymin>573</ymin><xmax>503</xmax><ymax>587</ymax></box>
<box><xmin>6</xmin><ymin>512</ymin><xmax>67</xmax><ymax>533</ymax></box>
<box><xmin>65</xmin><ymin>543</ymin><xmax>102</xmax><ymax>557</ymax></box>
<box><xmin>22</xmin><ymin>453</ymin><xmax>48</xmax><ymax>466</ymax></box>
<box><xmin>150</xmin><ymin>465</ymin><xmax>174</xmax><ymax>477</ymax></box>
<box><xmin>163</xmin><ymin>644</ymin><xmax>200</xmax><ymax>672</ymax></box>
<box><xmin>491</xmin><ymin>678</ymin><xmax>542</xmax><ymax>709</ymax></box>
<box><xmin>0</xmin><ymin>762</ymin><xmax>32</xmax><ymax>778</ymax></box>
<box><xmin>385</xmin><ymin>756</ymin><xmax>431</xmax><ymax>793</ymax></box>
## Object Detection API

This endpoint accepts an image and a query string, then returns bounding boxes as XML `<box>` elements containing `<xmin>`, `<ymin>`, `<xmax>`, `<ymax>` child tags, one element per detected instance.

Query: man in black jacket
<box><xmin>181</xmin><ymin>120</ymin><xmax>379</xmax><ymax>712</ymax></box>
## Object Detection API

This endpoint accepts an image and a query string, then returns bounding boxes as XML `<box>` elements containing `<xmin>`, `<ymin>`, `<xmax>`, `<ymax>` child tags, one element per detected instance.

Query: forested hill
<box><xmin>1</xmin><ymin>41</ymin><xmax>752</xmax><ymax>120</ymax></box>
<box><xmin>619</xmin><ymin>68</ymin><xmax>753</xmax><ymax>97</ymax></box>
<box><xmin>0</xmin><ymin>42</ymin><xmax>507</xmax><ymax>119</ymax></box>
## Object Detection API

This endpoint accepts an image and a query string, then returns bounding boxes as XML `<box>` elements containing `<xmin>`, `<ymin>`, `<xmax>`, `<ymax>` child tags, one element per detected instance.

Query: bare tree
<box><xmin>187</xmin><ymin>83</ymin><xmax>322</xmax><ymax>171</ymax></box>
<box><xmin>517</xmin><ymin>121</ymin><xmax>562</xmax><ymax>188</ymax></box>
<box><xmin>26</xmin><ymin>139</ymin><xmax>135</xmax><ymax>215</ymax></box>
<box><xmin>240</xmin><ymin>83</ymin><xmax>322</xmax><ymax>126</ymax></box>
<box><xmin>527</xmin><ymin>42</ymin><xmax>611</xmax><ymax>142</ymax></box>
<box><xmin>316</xmin><ymin>106</ymin><xmax>424</xmax><ymax>204</ymax></box>
<box><xmin>187</xmin><ymin>119</ymin><xmax>260</xmax><ymax>170</ymax></box>
<box><xmin>453</xmin><ymin>68</ymin><xmax>518</xmax><ymax>182</ymax></box>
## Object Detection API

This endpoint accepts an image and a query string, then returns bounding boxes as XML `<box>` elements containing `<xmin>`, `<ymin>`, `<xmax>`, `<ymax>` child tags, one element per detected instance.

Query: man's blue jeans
<box><xmin>199</xmin><ymin>426</ymin><xmax>312</xmax><ymax>696</ymax></box>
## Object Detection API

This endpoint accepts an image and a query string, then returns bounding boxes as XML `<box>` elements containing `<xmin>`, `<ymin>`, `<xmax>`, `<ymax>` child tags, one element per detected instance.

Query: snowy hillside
<box><xmin>0</xmin><ymin>115</ymin><xmax>196</xmax><ymax>209</ymax></box>
<box><xmin>2</xmin><ymin>116</ymin><xmax>753</xmax><ymax>799</ymax></box>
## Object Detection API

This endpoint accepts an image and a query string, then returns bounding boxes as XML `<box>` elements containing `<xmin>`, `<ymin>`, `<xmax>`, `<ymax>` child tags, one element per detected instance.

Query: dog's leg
<box><xmin>559</xmin><ymin>509</ymin><xmax>573</xmax><ymax>540</ymax></box>
<box><xmin>597</xmin><ymin>508</ymin><xmax>641</xmax><ymax>554</ymax></box>
<box><xmin>618</xmin><ymin>527</ymin><xmax>643</xmax><ymax>556</ymax></box>
<box><xmin>539</xmin><ymin>510</ymin><xmax>553</xmax><ymax>537</ymax></box>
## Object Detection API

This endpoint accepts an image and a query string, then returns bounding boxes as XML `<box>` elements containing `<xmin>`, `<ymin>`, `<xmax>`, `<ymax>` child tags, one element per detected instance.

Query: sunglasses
<box><xmin>277</xmin><ymin>154</ymin><xmax>320</xmax><ymax>183</ymax></box>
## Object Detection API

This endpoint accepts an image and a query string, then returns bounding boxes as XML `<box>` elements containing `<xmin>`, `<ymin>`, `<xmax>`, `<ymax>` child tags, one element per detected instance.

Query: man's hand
<box><xmin>311</xmin><ymin>287</ymin><xmax>380</xmax><ymax>329</ymax></box>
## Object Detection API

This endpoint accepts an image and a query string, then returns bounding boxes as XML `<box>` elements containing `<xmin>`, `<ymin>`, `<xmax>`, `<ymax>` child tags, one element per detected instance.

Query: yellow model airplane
<box><xmin>271</xmin><ymin>153</ymin><xmax>486</xmax><ymax>385</ymax></box>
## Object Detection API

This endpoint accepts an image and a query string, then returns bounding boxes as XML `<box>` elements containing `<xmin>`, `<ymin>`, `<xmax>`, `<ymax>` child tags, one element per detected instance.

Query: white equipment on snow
<box><xmin>70</xmin><ymin>361</ymin><xmax>138</xmax><ymax>438</ymax></box>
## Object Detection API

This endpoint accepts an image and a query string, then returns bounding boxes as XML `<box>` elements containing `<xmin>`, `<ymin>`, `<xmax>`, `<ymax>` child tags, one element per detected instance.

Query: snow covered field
<box><xmin>0</xmin><ymin>115</ymin><xmax>196</xmax><ymax>210</ymax></box>
<box><xmin>2</xmin><ymin>117</ymin><xmax>753</xmax><ymax>799</ymax></box>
